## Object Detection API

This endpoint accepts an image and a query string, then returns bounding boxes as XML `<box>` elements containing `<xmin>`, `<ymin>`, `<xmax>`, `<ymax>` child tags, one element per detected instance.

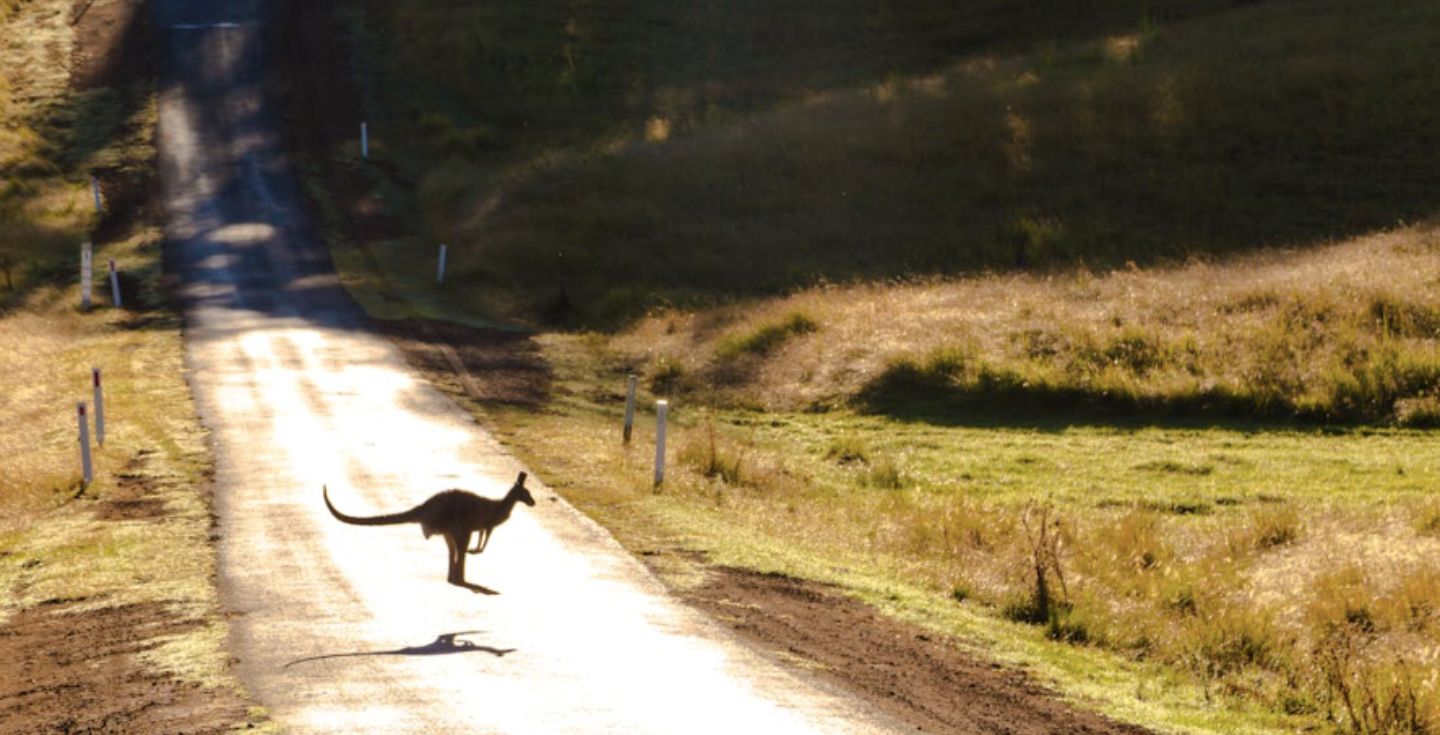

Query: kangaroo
<box><xmin>323</xmin><ymin>472</ymin><xmax>536</xmax><ymax>592</ymax></box>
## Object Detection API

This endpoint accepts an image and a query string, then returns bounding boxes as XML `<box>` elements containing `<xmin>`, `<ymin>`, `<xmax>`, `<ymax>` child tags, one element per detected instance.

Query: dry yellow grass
<box><xmin>617</xmin><ymin>223</ymin><xmax>1440</xmax><ymax>424</ymax></box>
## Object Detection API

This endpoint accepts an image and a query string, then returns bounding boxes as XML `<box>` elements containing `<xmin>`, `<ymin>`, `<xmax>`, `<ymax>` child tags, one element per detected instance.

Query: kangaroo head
<box><xmin>511</xmin><ymin>471</ymin><xmax>536</xmax><ymax>507</ymax></box>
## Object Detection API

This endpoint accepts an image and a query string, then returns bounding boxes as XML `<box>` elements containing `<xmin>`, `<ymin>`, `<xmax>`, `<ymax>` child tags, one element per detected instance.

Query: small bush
<box><xmin>1045</xmin><ymin>604</ymin><xmax>1091</xmax><ymax>644</ymax></box>
<box><xmin>1315</xmin><ymin>624</ymin><xmax>1438</xmax><ymax>735</ymax></box>
<box><xmin>1010</xmin><ymin>502</ymin><xmax>1069</xmax><ymax>628</ymax></box>
<box><xmin>1367</xmin><ymin>294</ymin><xmax>1440</xmax><ymax>339</ymax></box>
<box><xmin>1183</xmin><ymin>608</ymin><xmax>1281</xmax><ymax>677</ymax></box>
<box><xmin>1243</xmin><ymin>506</ymin><xmax>1302</xmax><ymax>551</ymax></box>
<box><xmin>824</xmin><ymin>435</ymin><xmax>870</xmax><ymax>464</ymax></box>
<box><xmin>1002</xmin><ymin>593</ymin><xmax>1050</xmax><ymax>625</ymax></box>
<box><xmin>1414</xmin><ymin>502</ymin><xmax>1440</xmax><ymax>537</ymax></box>
<box><xmin>714</xmin><ymin>311</ymin><xmax>818</xmax><ymax>360</ymax></box>
<box><xmin>649</xmin><ymin>357</ymin><xmax>685</xmax><ymax>394</ymax></box>
<box><xmin>860</xmin><ymin>456</ymin><xmax>904</xmax><ymax>489</ymax></box>
<box><xmin>679</xmin><ymin>418</ymin><xmax>745</xmax><ymax>485</ymax></box>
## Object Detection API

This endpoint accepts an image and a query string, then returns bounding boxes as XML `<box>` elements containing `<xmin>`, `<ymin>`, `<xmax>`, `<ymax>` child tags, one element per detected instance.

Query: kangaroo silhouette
<box><xmin>323</xmin><ymin>472</ymin><xmax>535</xmax><ymax>592</ymax></box>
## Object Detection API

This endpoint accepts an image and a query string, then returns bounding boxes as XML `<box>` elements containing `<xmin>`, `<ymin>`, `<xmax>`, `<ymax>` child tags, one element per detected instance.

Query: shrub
<box><xmin>1367</xmin><ymin>294</ymin><xmax>1440</xmax><ymax>339</ymax></box>
<box><xmin>1315</xmin><ymin>624</ymin><xmax>1438</xmax><ymax>735</ymax></box>
<box><xmin>824</xmin><ymin>435</ymin><xmax>870</xmax><ymax>464</ymax></box>
<box><xmin>714</xmin><ymin>311</ymin><xmax>819</xmax><ymax>360</ymax></box>
<box><xmin>1010</xmin><ymin>502</ymin><xmax>1068</xmax><ymax>627</ymax></box>
<box><xmin>860</xmin><ymin>455</ymin><xmax>904</xmax><ymax>489</ymax></box>
<box><xmin>1414</xmin><ymin>502</ymin><xmax>1440</xmax><ymax>537</ymax></box>
<box><xmin>679</xmin><ymin>417</ymin><xmax>745</xmax><ymax>485</ymax></box>
<box><xmin>1182</xmin><ymin>607</ymin><xmax>1281</xmax><ymax>677</ymax></box>
<box><xmin>649</xmin><ymin>356</ymin><xmax>685</xmax><ymax>394</ymax></box>
<box><xmin>1242</xmin><ymin>506</ymin><xmax>1302</xmax><ymax>551</ymax></box>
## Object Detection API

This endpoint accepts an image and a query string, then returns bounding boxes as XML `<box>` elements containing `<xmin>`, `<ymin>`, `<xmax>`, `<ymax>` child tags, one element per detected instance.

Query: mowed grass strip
<box><xmin>0</xmin><ymin>0</ymin><xmax>259</xmax><ymax>721</ymax></box>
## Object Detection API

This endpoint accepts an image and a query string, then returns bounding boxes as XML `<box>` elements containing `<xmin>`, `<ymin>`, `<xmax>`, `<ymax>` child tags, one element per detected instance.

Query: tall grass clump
<box><xmin>714</xmin><ymin>311</ymin><xmax>818</xmax><ymax>361</ymax></box>
<box><xmin>678</xmin><ymin>417</ymin><xmax>745</xmax><ymax>486</ymax></box>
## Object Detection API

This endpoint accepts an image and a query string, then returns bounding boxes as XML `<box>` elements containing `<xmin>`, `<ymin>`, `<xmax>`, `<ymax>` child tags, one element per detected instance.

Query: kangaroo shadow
<box><xmin>455</xmin><ymin>580</ymin><xmax>501</xmax><ymax>595</ymax></box>
<box><xmin>283</xmin><ymin>631</ymin><xmax>516</xmax><ymax>669</ymax></box>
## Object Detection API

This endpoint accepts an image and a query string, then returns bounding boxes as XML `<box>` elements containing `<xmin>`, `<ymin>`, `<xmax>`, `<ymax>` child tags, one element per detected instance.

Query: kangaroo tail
<box><xmin>323</xmin><ymin>485</ymin><xmax>422</xmax><ymax>526</ymax></box>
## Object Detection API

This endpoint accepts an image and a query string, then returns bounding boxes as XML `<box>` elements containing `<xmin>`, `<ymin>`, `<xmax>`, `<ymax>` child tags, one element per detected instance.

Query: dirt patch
<box><xmin>374</xmin><ymin>318</ymin><xmax>551</xmax><ymax>406</ymax></box>
<box><xmin>89</xmin><ymin>450</ymin><xmax>169</xmax><ymax>520</ymax></box>
<box><xmin>0</xmin><ymin>601</ymin><xmax>248</xmax><ymax>735</ymax></box>
<box><xmin>683</xmin><ymin>567</ymin><xmax>1152</xmax><ymax>735</ymax></box>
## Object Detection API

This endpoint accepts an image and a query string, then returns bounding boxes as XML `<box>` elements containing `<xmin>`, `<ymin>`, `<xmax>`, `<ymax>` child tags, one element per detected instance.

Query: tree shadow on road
<box><xmin>282</xmin><ymin>631</ymin><xmax>515</xmax><ymax>669</ymax></box>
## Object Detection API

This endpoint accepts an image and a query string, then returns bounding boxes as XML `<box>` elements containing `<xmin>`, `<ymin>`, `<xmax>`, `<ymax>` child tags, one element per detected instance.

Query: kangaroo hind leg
<box><xmin>468</xmin><ymin>528</ymin><xmax>491</xmax><ymax>555</ymax></box>
<box><xmin>444</xmin><ymin>534</ymin><xmax>462</xmax><ymax>584</ymax></box>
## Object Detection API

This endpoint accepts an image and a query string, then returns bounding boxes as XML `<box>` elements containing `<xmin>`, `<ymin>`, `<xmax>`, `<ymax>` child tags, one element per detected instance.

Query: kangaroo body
<box><xmin>324</xmin><ymin>472</ymin><xmax>535</xmax><ymax>591</ymax></box>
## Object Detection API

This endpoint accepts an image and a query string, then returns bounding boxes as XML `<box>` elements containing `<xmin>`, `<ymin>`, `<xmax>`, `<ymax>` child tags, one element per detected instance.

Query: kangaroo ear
<box><xmin>516</xmin><ymin>471</ymin><xmax>527</xmax><ymax>486</ymax></box>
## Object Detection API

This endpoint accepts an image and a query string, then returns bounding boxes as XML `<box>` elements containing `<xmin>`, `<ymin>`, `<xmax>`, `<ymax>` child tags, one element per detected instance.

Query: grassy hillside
<box><xmin>618</xmin><ymin>224</ymin><xmax>1440</xmax><ymax>425</ymax></box>
<box><xmin>337</xmin><ymin>0</ymin><xmax>1440</xmax><ymax>325</ymax></box>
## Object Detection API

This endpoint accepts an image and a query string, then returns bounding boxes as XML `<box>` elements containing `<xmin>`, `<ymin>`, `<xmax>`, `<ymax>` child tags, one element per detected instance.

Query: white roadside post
<box><xmin>93</xmin><ymin>368</ymin><xmax>106</xmax><ymax>446</ymax></box>
<box><xmin>108</xmin><ymin>259</ymin><xmax>122</xmax><ymax>308</ymax></box>
<box><xmin>361</xmin><ymin>121</ymin><xmax>369</xmax><ymax>159</ymax></box>
<box><xmin>77</xmin><ymin>402</ymin><xmax>93</xmax><ymax>485</ymax></box>
<box><xmin>437</xmin><ymin>244</ymin><xmax>448</xmax><ymax>284</ymax></box>
<box><xmin>654</xmin><ymin>399</ymin><xmax>668</xmax><ymax>487</ymax></box>
<box><xmin>90</xmin><ymin>175</ymin><xmax>103</xmax><ymax>214</ymax></box>
<box><xmin>80</xmin><ymin>242</ymin><xmax>93</xmax><ymax>311</ymax></box>
<box><xmin>622</xmin><ymin>374</ymin><xmax>637</xmax><ymax>444</ymax></box>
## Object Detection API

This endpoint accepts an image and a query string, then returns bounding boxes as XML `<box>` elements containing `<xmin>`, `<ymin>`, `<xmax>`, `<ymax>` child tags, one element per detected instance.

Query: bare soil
<box><xmin>685</xmin><ymin>567</ymin><xmax>1151</xmax><ymax>735</ymax></box>
<box><xmin>0</xmin><ymin>601</ymin><xmax>247</xmax><ymax>735</ymax></box>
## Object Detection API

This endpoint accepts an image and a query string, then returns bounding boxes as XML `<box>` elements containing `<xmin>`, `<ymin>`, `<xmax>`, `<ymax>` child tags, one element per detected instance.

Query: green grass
<box><xmin>714</xmin><ymin>311</ymin><xmax>818</xmax><ymax>360</ymax></box>
<box><xmin>476</xmin><ymin>336</ymin><xmax>1440</xmax><ymax>733</ymax></box>
<box><xmin>335</xmin><ymin>0</ymin><xmax>1440</xmax><ymax>325</ymax></box>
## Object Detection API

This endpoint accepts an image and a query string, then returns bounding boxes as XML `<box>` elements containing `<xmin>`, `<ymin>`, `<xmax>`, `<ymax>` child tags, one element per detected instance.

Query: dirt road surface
<box><xmin>152</xmin><ymin>1</ymin><xmax>905</xmax><ymax>732</ymax></box>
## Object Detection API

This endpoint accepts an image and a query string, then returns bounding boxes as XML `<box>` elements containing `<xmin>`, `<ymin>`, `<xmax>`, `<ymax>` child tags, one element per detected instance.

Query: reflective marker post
<box><xmin>93</xmin><ymin>368</ymin><xmax>105</xmax><ymax>446</ymax></box>
<box><xmin>623</xmin><ymin>374</ymin><xmax>637</xmax><ymax>444</ymax></box>
<box><xmin>437</xmin><ymin>244</ymin><xmax>448</xmax><ymax>284</ymax></box>
<box><xmin>77</xmin><ymin>403</ymin><xmax>93</xmax><ymax>485</ymax></box>
<box><xmin>109</xmin><ymin>259</ymin><xmax>122</xmax><ymax>308</ymax></box>
<box><xmin>80</xmin><ymin>243</ymin><xmax>93</xmax><ymax>311</ymax></box>
<box><xmin>654</xmin><ymin>400</ymin><xmax>668</xmax><ymax>487</ymax></box>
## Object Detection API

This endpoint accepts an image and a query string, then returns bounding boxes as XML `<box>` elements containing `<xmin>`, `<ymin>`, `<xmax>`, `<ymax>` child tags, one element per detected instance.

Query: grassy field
<box><xmin>0</xmin><ymin>0</ymin><xmax>259</xmax><ymax>725</ymax></box>
<box><xmin>302</xmin><ymin>0</ymin><xmax>1440</xmax><ymax>732</ymax></box>
<box><xmin>334</xmin><ymin>0</ymin><xmax>1440</xmax><ymax>326</ymax></box>
<box><xmin>478</xmin><ymin>296</ymin><xmax>1440</xmax><ymax>733</ymax></box>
